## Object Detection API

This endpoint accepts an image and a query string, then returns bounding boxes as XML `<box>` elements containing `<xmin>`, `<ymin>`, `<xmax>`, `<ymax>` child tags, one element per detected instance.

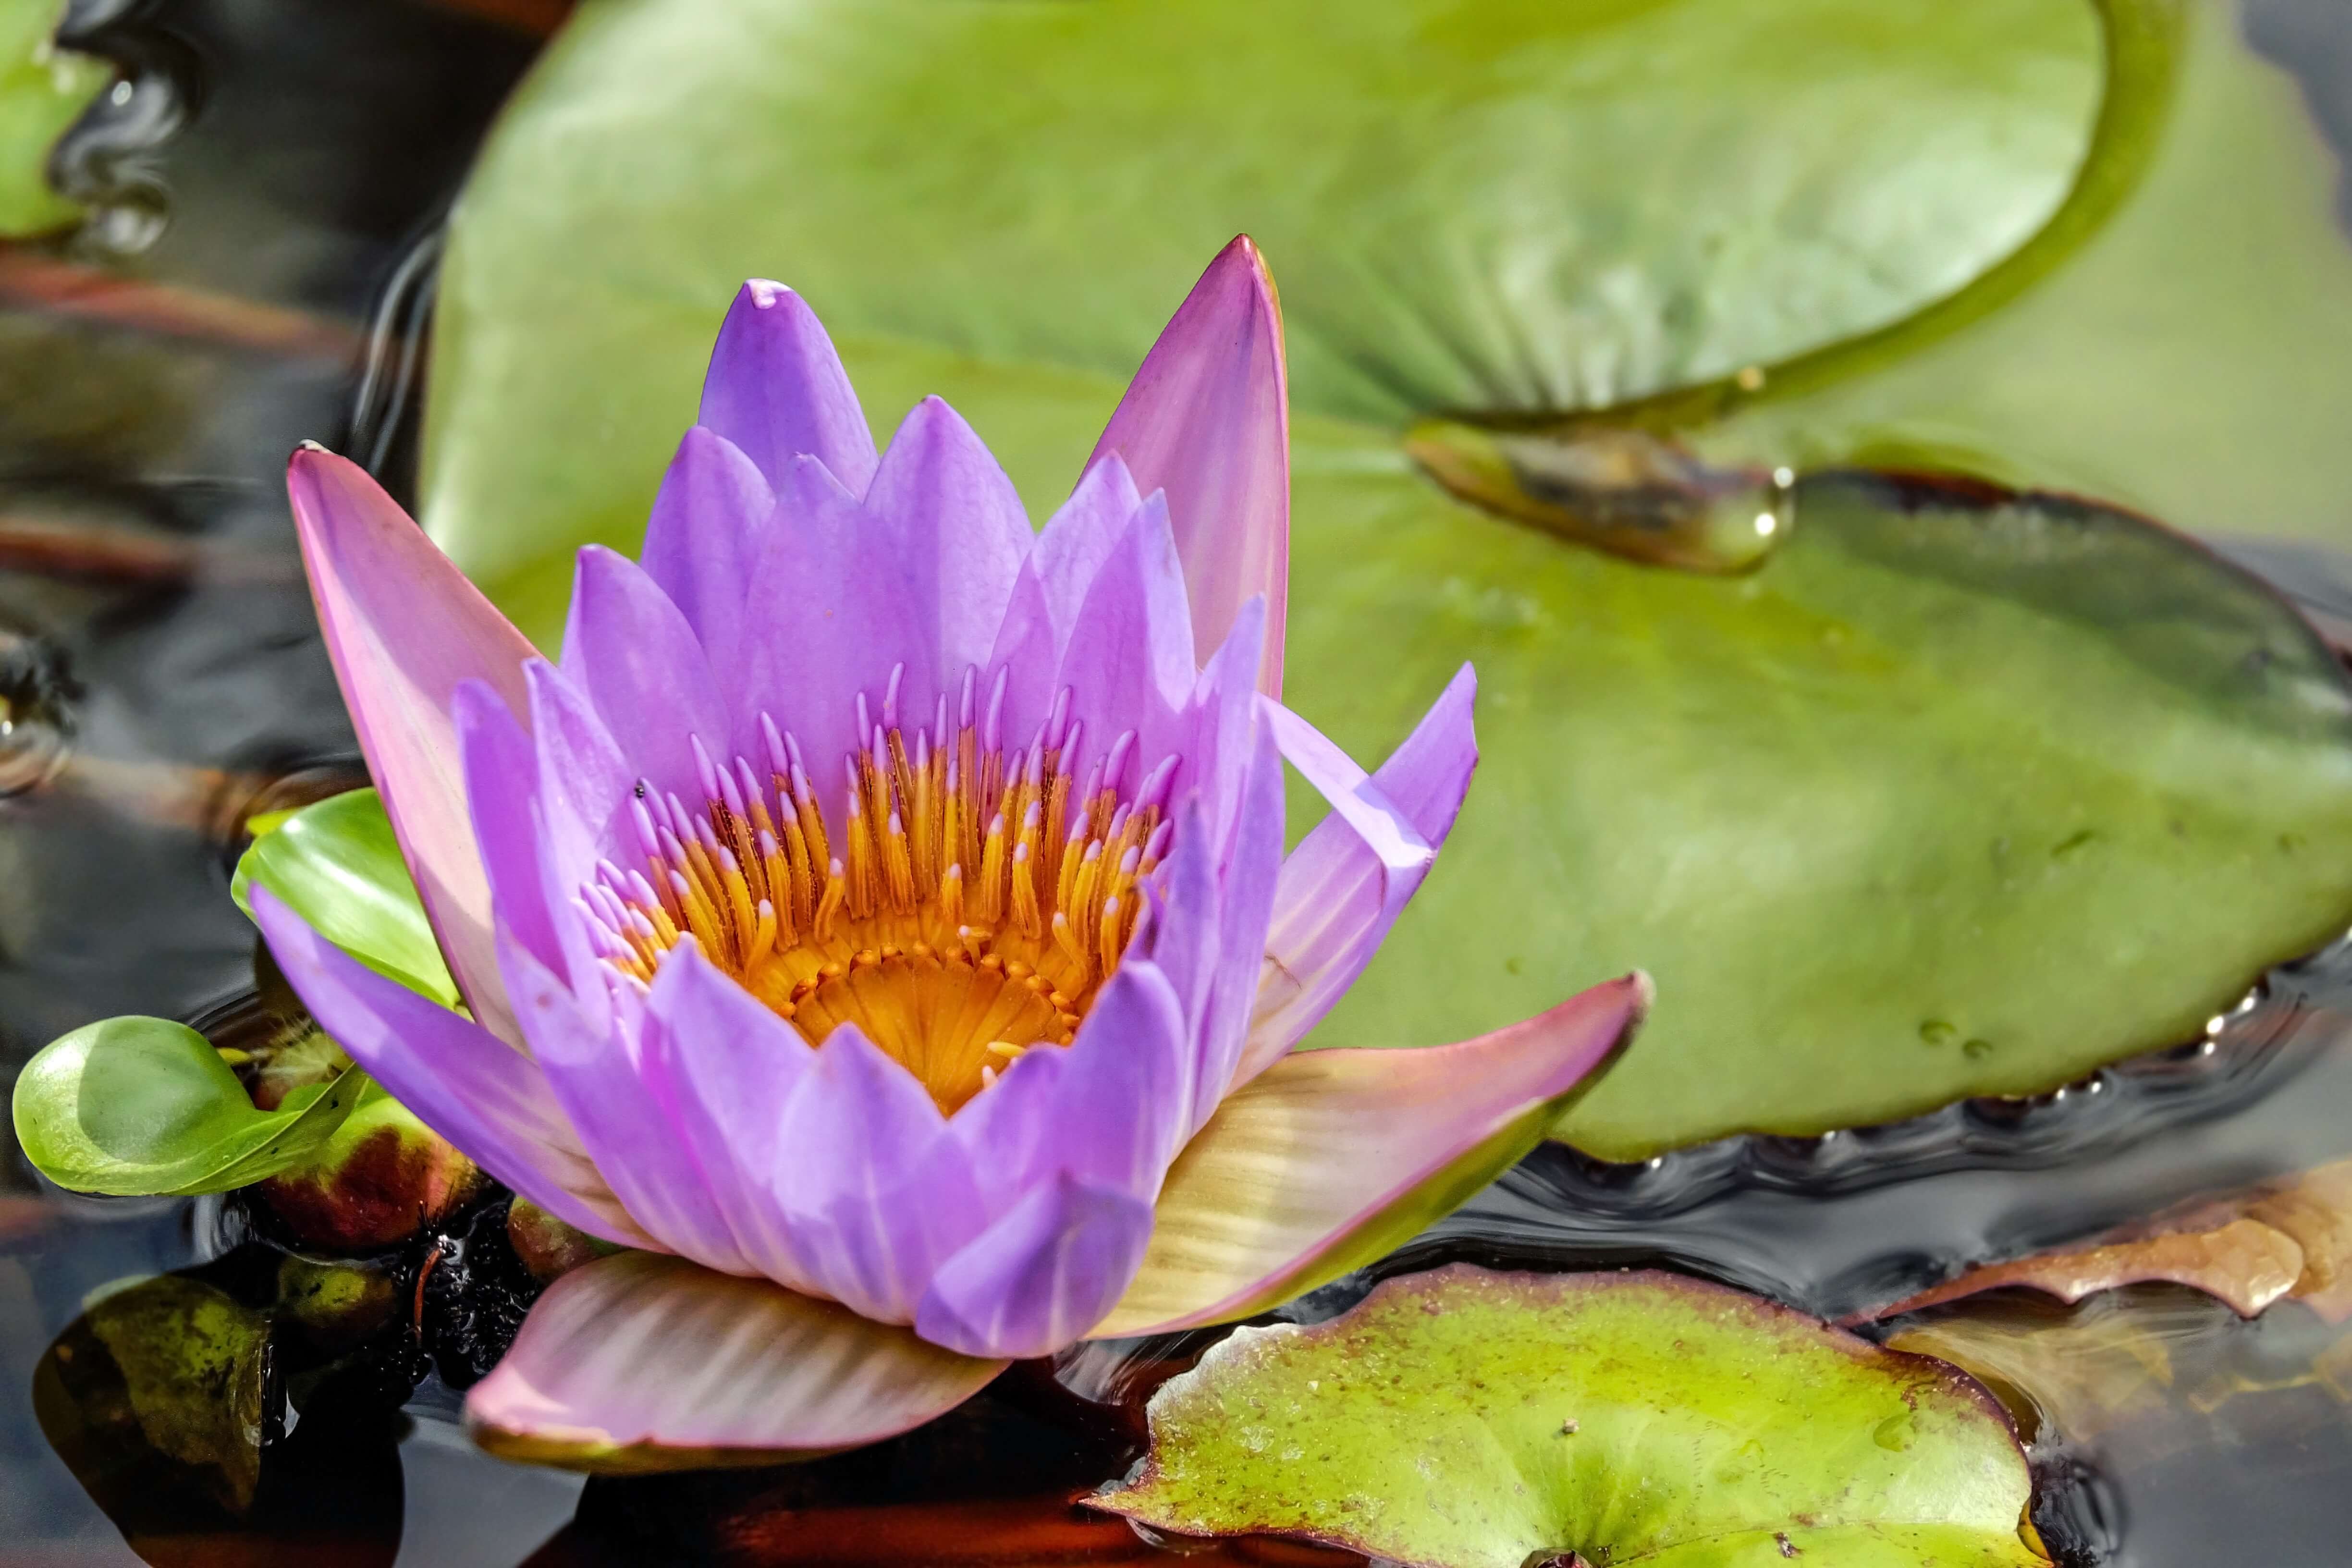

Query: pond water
<box><xmin>6</xmin><ymin>0</ymin><xmax>2352</xmax><ymax>1563</ymax></box>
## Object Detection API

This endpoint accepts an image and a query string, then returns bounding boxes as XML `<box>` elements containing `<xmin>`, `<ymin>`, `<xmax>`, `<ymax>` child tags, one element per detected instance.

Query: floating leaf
<box><xmin>1096</xmin><ymin>1264</ymin><xmax>2046</xmax><ymax>1568</ymax></box>
<box><xmin>413</xmin><ymin>0</ymin><xmax>2352</xmax><ymax>1156</ymax></box>
<box><xmin>0</xmin><ymin>0</ymin><xmax>108</xmax><ymax>237</ymax></box>
<box><xmin>422</xmin><ymin>0</ymin><xmax>2105</xmax><ymax>597</ymax></box>
<box><xmin>12</xmin><ymin>1014</ymin><xmax>365</xmax><ymax>1196</ymax></box>
<box><xmin>232</xmin><ymin>788</ymin><xmax>460</xmax><ymax>1008</ymax></box>
<box><xmin>1662</xmin><ymin>0</ymin><xmax>2352</xmax><ymax>552</ymax></box>
<box><xmin>1862</xmin><ymin>1158</ymin><xmax>2352</xmax><ymax>1324</ymax></box>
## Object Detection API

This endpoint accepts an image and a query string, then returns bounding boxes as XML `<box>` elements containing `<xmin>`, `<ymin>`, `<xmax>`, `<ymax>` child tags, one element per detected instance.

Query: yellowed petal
<box><xmin>1093</xmin><ymin>974</ymin><xmax>1648</xmax><ymax>1338</ymax></box>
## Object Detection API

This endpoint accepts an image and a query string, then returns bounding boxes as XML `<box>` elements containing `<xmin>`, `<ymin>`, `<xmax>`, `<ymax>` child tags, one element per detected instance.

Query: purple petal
<box><xmin>1054</xmin><ymin>494</ymin><xmax>1195</xmax><ymax>759</ymax></box>
<box><xmin>735</xmin><ymin>455</ymin><xmax>927</xmax><ymax>777</ymax></box>
<box><xmin>864</xmin><ymin>396</ymin><xmax>1031</xmax><ymax>677</ymax></box>
<box><xmin>638</xmin><ymin>941</ymin><xmax>822</xmax><ymax>1293</ymax></box>
<box><xmin>468</xmin><ymin>1252</ymin><xmax>1005</xmax><ymax>1470</ymax></box>
<box><xmin>770</xmin><ymin>1025</ymin><xmax>979</xmax><ymax>1323</ymax></box>
<box><xmin>454</xmin><ymin>679</ymin><xmax>560</xmax><ymax>975</ymax></box>
<box><xmin>1095</xmin><ymin>973</ymin><xmax>1652</xmax><ymax>1338</ymax></box>
<box><xmin>1040</xmin><ymin>956</ymin><xmax>1193</xmax><ymax>1198</ymax></box>
<box><xmin>249</xmin><ymin>886</ymin><xmax>653</xmax><ymax>1250</ymax></box>
<box><xmin>1090</xmin><ymin>237</ymin><xmax>1287</xmax><ymax>696</ymax></box>
<box><xmin>1240</xmin><ymin>667</ymin><xmax>1479</xmax><ymax>1080</ymax></box>
<box><xmin>914</xmin><ymin>1173</ymin><xmax>1155</xmax><ymax>1359</ymax></box>
<box><xmin>1194</xmin><ymin>709</ymin><xmax>1287</xmax><ymax>1128</ymax></box>
<box><xmin>698</xmin><ymin>281</ymin><xmax>878</xmax><ymax>497</ymax></box>
<box><xmin>561</xmin><ymin>547</ymin><xmax>729</xmax><ymax>808</ymax></box>
<box><xmin>519</xmin><ymin>660</ymin><xmax>642</xmax><ymax>1017</ymax></box>
<box><xmin>501</xmin><ymin>931</ymin><xmax>753</xmax><ymax>1276</ymax></box>
<box><xmin>982</xmin><ymin>561</ymin><xmax>1059</xmax><ymax>720</ymax></box>
<box><xmin>1033</xmin><ymin>452</ymin><xmax>1144</xmax><ymax>645</ymax></box>
<box><xmin>284</xmin><ymin>447</ymin><xmax>536</xmax><ymax>1046</ymax></box>
<box><xmin>638</xmin><ymin>426</ymin><xmax>774</xmax><ymax>677</ymax></box>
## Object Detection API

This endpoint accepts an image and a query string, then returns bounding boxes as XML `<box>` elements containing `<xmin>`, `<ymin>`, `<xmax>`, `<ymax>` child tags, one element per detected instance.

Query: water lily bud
<box><xmin>506</xmin><ymin>1197</ymin><xmax>616</xmax><ymax>1283</ymax></box>
<box><xmin>257</xmin><ymin>1090</ymin><xmax>483</xmax><ymax>1252</ymax></box>
<box><xmin>275</xmin><ymin>1253</ymin><xmax>401</xmax><ymax>1355</ymax></box>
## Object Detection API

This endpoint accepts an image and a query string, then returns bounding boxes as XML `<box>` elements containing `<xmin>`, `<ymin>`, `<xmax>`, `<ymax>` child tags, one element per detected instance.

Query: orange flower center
<box><xmin>580</xmin><ymin>676</ymin><xmax>1169</xmax><ymax>1113</ymax></box>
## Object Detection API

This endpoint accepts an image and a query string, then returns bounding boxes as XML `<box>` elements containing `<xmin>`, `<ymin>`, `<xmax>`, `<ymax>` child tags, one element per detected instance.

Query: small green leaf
<box><xmin>1097</xmin><ymin>1265</ymin><xmax>2048</xmax><ymax>1568</ymax></box>
<box><xmin>12</xmin><ymin>1016</ymin><xmax>366</xmax><ymax>1197</ymax></box>
<box><xmin>0</xmin><ymin>0</ymin><xmax>108</xmax><ymax>237</ymax></box>
<box><xmin>231</xmin><ymin>788</ymin><xmax>458</xmax><ymax>1007</ymax></box>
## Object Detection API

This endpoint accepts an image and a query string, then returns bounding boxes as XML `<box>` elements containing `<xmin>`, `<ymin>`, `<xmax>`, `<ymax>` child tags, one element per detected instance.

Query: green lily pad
<box><xmin>1096</xmin><ymin>1264</ymin><xmax>2046</xmax><ymax>1568</ymax></box>
<box><xmin>12</xmin><ymin>1015</ymin><xmax>366</xmax><ymax>1196</ymax></box>
<box><xmin>1655</xmin><ymin>0</ymin><xmax>2352</xmax><ymax>551</ymax></box>
<box><xmin>0</xmin><ymin>0</ymin><xmax>107</xmax><ymax>237</ymax></box>
<box><xmin>232</xmin><ymin>787</ymin><xmax>460</xmax><ymax>1007</ymax></box>
<box><xmin>411</xmin><ymin>0</ymin><xmax>2352</xmax><ymax>1156</ymax></box>
<box><xmin>421</xmin><ymin>0</ymin><xmax>2104</xmax><ymax>593</ymax></box>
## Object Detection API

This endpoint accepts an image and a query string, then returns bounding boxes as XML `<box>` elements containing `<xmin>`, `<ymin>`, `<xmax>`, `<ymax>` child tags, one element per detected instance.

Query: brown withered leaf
<box><xmin>1860</xmin><ymin>1158</ymin><xmax>2352</xmax><ymax>1323</ymax></box>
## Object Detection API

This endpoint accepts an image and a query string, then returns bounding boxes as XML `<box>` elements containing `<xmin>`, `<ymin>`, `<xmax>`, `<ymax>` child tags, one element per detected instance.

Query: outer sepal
<box><xmin>466</xmin><ymin>1252</ymin><xmax>1008</xmax><ymax>1472</ymax></box>
<box><xmin>1093</xmin><ymin>973</ymin><xmax>1651</xmax><ymax>1337</ymax></box>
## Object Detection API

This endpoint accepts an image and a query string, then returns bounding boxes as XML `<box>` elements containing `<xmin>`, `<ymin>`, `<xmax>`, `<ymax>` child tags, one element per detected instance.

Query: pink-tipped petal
<box><xmin>285</xmin><ymin>447</ymin><xmax>537</xmax><ymax>1046</ymax></box>
<box><xmin>467</xmin><ymin>1251</ymin><xmax>1005</xmax><ymax>1473</ymax></box>
<box><xmin>915</xmin><ymin>1174</ymin><xmax>1155</xmax><ymax>1360</ymax></box>
<box><xmin>699</xmin><ymin>281</ymin><xmax>879</xmax><ymax>497</ymax></box>
<box><xmin>1090</xmin><ymin>236</ymin><xmax>1288</xmax><ymax>695</ymax></box>
<box><xmin>1090</xmin><ymin>973</ymin><xmax>1652</xmax><ymax>1339</ymax></box>
<box><xmin>1242</xmin><ymin>667</ymin><xmax>1478</xmax><ymax>1077</ymax></box>
<box><xmin>249</xmin><ymin>886</ymin><xmax>653</xmax><ymax>1251</ymax></box>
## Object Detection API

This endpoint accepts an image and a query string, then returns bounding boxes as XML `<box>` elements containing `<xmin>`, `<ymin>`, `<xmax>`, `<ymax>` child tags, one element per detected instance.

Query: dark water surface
<box><xmin>6</xmin><ymin>0</ymin><xmax>2352</xmax><ymax>1563</ymax></box>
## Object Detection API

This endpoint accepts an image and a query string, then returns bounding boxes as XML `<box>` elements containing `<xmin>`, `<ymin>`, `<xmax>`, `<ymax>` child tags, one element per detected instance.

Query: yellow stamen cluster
<box><xmin>574</xmin><ymin>673</ymin><xmax>1173</xmax><ymax>1113</ymax></box>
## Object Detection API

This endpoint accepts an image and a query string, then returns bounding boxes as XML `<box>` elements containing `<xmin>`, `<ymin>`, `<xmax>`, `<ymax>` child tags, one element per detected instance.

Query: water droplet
<box><xmin>1872</xmin><ymin>1411</ymin><xmax>1915</xmax><ymax>1452</ymax></box>
<box><xmin>1964</xmin><ymin>1038</ymin><xmax>1995</xmax><ymax>1061</ymax></box>
<box><xmin>1919</xmin><ymin>1020</ymin><xmax>1957</xmax><ymax>1046</ymax></box>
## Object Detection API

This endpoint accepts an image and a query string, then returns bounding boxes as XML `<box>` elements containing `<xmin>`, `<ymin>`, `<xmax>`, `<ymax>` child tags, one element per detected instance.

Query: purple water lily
<box><xmin>252</xmin><ymin>239</ymin><xmax>1650</xmax><ymax>1468</ymax></box>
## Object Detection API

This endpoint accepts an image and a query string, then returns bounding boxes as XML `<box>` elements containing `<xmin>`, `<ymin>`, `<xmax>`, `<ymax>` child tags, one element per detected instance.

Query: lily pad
<box><xmin>232</xmin><ymin>787</ymin><xmax>460</xmax><ymax>1007</ymax></box>
<box><xmin>0</xmin><ymin>0</ymin><xmax>107</xmax><ymax>237</ymax></box>
<box><xmin>414</xmin><ymin>0</ymin><xmax>2352</xmax><ymax>1156</ymax></box>
<box><xmin>1095</xmin><ymin>1264</ymin><xmax>2046</xmax><ymax>1568</ymax></box>
<box><xmin>422</xmin><ymin>0</ymin><xmax>2104</xmax><ymax>592</ymax></box>
<box><xmin>12</xmin><ymin>1014</ymin><xmax>366</xmax><ymax>1196</ymax></box>
<box><xmin>1662</xmin><ymin>0</ymin><xmax>2352</xmax><ymax>551</ymax></box>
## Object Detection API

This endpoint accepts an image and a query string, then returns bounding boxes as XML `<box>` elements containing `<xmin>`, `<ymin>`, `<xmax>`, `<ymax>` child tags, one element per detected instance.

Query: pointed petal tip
<box><xmin>1092</xmin><ymin>239</ymin><xmax>1289</xmax><ymax>696</ymax></box>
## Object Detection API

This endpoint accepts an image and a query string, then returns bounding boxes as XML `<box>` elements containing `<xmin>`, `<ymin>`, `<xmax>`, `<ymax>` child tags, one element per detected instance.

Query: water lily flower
<box><xmin>251</xmin><ymin>238</ymin><xmax>1651</xmax><ymax>1469</ymax></box>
